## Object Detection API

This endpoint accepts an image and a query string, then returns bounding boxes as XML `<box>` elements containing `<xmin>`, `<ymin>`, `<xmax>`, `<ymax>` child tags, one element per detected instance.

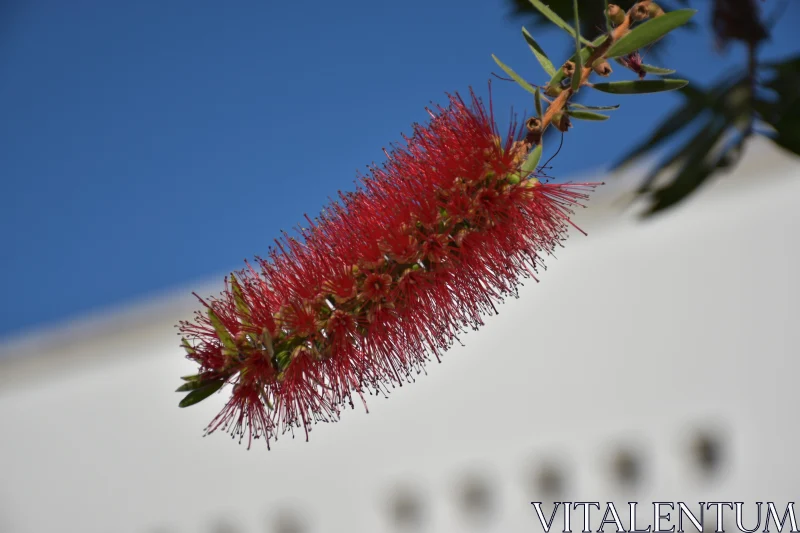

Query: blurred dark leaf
<box><xmin>644</xmin><ymin>117</ymin><xmax>731</xmax><ymax>215</ymax></box>
<box><xmin>712</xmin><ymin>0</ymin><xmax>769</xmax><ymax>48</ymax></box>
<box><xmin>636</xmin><ymin>119</ymin><xmax>720</xmax><ymax>194</ymax></box>
<box><xmin>611</xmin><ymin>73</ymin><xmax>745</xmax><ymax>169</ymax></box>
<box><xmin>772</xmin><ymin>122</ymin><xmax>800</xmax><ymax>154</ymax></box>
<box><xmin>769</xmin><ymin>102</ymin><xmax>800</xmax><ymax>154</ymax></box>
<box><xmin>756</xmin><ymin>54</ymin><xmax>800</xmax><ymax>155</ymax></box>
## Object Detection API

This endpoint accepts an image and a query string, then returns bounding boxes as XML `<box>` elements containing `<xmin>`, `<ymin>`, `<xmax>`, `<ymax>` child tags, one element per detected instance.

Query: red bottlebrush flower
<box><xmin>361</xmin><ymin>272</ymin><xmax>394</xmax><ymax>302</ymax></box>
<box><xmin>176</xmin><ymin>88</ymin><xmax>600</xmax><ymax>449</ymax></box>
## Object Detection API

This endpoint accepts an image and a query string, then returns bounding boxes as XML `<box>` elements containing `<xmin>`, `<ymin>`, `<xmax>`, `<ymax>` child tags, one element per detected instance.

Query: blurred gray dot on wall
<box><xmin>611</xmin><ymin>448</ymin><xmax>643</xmax><ymax>488</ymax></box>
<box><xmin>455</xmin><ymin>472</ymin><xmax>496</xmax><ymax>523</ymax></box>
<box><xmin>209</xmin><ymin>518</ymin><xmax>242</xmax><ymax>533</ymax></box>
<box><xmin>530</xmin><ymin>461</ymin><xmax>566</xmax><ymax>498</ymax></box>
<box><xmin>690</xmin><ymin>429</ymin><xmax>724</xmax><ymax>477</ymax></box>
<box><xmin>387</xmin><ymin>485</ymin><xmax>425</xmax><ymax>529</ymax></box>
<box><xmin>271</xmin><ymin>509</ymin><xmax>307</xmax><ymax>533</ymax></box>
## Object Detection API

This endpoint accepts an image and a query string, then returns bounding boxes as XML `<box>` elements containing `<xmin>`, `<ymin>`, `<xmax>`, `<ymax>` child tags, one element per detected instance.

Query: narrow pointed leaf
<box><xmin>606</xmin><ymin>9</ymin><xmax>697</xmax><ymax>58</ymax></box>
<box><xmin>571</xmin><ymin>69</ymin><xmax>582</xmax><ymax>93</ymax></box>
<box><xmin>641</xmin><ymin>64</ymin><xmax>676</xmax><ymax>75</ymax></box>
<box><xmin>180</xmin><ymin>373</ymin><xmax>201</xmax><ymax>382</ymax></box>
<box><xmin>208</xmin><ymin>308</ymin><xmax>238</xmax><ymax>353</ymax></box>
<box><xmin>568</xmin><ymin>103</ymin><xmax>620</xmax><ymax>111</ymax></box>
<box><xmin>181</xmin><ymin>338</ymin><xmax>196</xmax><ymax>356</ymax></box>
<box><xmin>526</xmin><ymin>0</ymin><xmax>593</xmax><ymax>45</ymax></box>
<box><xmin>570</xmin><ymin>0</ymin><xmax>582</xmax><ymax>93</ymax></box>
<box><xmin>534</xmin><ymin>87</ymin><xmax>543</xmax><ymax>117</ymax></box>
<box><xmin>178</xmin><ymin>379</ymin><xmax>225</xmax><ymax>408</ymax></box>
<box><xmin>592</xmin><ymin>79</ymin><xmax>688</xmax><ymax>94</ymax></box>
<box><xmin>567</xmin><ymin>110</ymin><xmax>610</xmax><ymax>121</ymax></box>
<box><xmin>615</xmin><ymin>58</ymin><xmax>676</xmax><ymax>76</ymax></box>
<box><xmin>176</xmin><ymin>380</ymin><xmax>211</xmax><ymax>392</ymax></box>
<box><xmin>521</xmin><ymin>143</ymin><xmax>543</xmax><ymax>174</ymax></box>
<box><xmin>229</xmin><ymin>273</ymin><xmax>251</xmax><ymax>325</ymax></box>
<box><xmin>522</xmin><ymin>27</ymin><xmax>556</xmax><ymax>77</ymax></box>
<box><xmin>492</xmin><ymin>54</ymin><xmax>537</xmax><ymax>95</ymax></box>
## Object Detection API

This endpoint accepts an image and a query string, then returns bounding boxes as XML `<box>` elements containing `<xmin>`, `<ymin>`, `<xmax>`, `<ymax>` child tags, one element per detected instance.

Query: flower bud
<box><xmin>647</xmin><ymin>2</ymin><xmax>664</xmax><ymax>17</ymax></box>
<box><xmin>607</xmin><ymin>4</ymin><xmax>625</xmax><ymax>25</ymax></box>
<box><xmin>592</xmin><ymin>59</ymin><xmax>612</xmax><ymax>76</ymax></box>
<box><xmin>525</xmin><ymin>117</ymin><xmax>543</xmax><ymax>145</ymax></box>
<box><xmin>552</xmin><ymin>112</ymin><xmax>572</xmax><ymax>132</ymax></box>
<box><xmin>526</xmin><ymin>117</ymin><xmax>542</xmax><ymax>133</ymax></box>
<box><xmin>632</xmin><ymin>3</ymin><xmax>650</xmax><ymax>21</ymax></box>
<box><xmin>545</xmin><ymin>85</ymin><xmax>562</xmax><ymax>98</ymax></box>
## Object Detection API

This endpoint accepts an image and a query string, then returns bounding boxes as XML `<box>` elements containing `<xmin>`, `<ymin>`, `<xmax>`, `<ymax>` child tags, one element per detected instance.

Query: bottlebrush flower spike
<box><xmin>176</xmin><ymin>89</ymin><xmax>600</xmax><ymax>449</ymax></box>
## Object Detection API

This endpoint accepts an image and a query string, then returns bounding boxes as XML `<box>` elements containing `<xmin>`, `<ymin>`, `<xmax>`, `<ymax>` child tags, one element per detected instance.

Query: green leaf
<box><xmin>534</xmin><ymin>87</ymin><xmax>543</xmax><ymax>117</ymax></box>
<box><xmin>176</xmin><ymin>380</ymin><xmax>210</xmax><ymax>392</ymax></box>
<box><xmin>606</xmin><ymin>9</ymin><xmax>697</xmax><ymax>58</ymax></box>
<box><xmin>592</xmin><ymin>79</ymin><xmax>688</xmax><ymax>94</ymax></box>
<box><xmin>181</xmin><ymin>338</ymin><xmax>196</xmax><ymax>356</ymax></box>
<box><xmin>274</xmin><ymin>349</ymin><xmax>292</xmax><ymax>372</ymax></box>
<box><xmin>526</xmin><ymin>0</ymin><xmax>592</xmax><ymax>45</ymax></box>
<box><xmin>521</xmin><ymin>143</ymin><xmax>543</xmax><ymax>174</ymax></box>
<box><xmin>492</xmin><ymin>54</ymin><xmax>537</xmax><ymax>95</ymax></box>
<box><xmin>207</xmin><ymin>308</ymin><xmax>238</xmax><ymax>354</ymax></box>
<box><xmin>547</xmin><ymin>35</ymin><xmax>606</xmax><ymax>91</ymax></box>
<box><xmin>641</xmin><ymin>64</ymin><xmax>676</xmax><ymax>75</ymax></box>
<box><xmin>567</xmin><ymin>110</ymin><xmax>610</xmax><ymax>121</ymax></box>
<box><xmin>522</xmin><ymin>27</ymin><xmax>556</xmax><ymax>77</ymax></box>
<box><xmin>613</xmin><ymin>57</ymin><xmax>677</xmax><ymax>77</ymax></box>
<box><xmin>570</xmin><ymin>0</ymin><xmax>582</xmax><ymax>93</ymax></box>
<box><xmin>603</xmin><ymin>0</ymin><xmax>611</xmax><ymax>34</ymax></box>
<box><xmin>568</xmin><ymin>103</ymin><xmax>620</xmax><ymax>111</ymax></box>
<box><xmin>180</xmin><ymin>373</ymin><xmax>200</xmax><ymax>382</ymax></box>
<box><xmin>229</xmin><ymin>273</ymin><xmax>251</xmax><ymax>324</ymax></box>
<box><xmin>178</xmin><ymin>378</ymin><xmax>225</xmax><ymax>408</ymax></box>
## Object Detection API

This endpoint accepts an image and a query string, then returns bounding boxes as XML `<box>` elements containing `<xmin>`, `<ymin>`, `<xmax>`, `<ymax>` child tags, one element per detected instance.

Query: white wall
<box><xmin>1</xmin><ymin>139</ymin><xmax>798</xmax><ymax>533</ymax></box>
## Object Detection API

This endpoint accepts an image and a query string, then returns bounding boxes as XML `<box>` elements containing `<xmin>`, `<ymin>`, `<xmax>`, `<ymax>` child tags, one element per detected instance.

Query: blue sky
<box><xmin>0</xmin><ymin>1</ymin><xmax>797</xmax><ymax>341</ymax></box>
